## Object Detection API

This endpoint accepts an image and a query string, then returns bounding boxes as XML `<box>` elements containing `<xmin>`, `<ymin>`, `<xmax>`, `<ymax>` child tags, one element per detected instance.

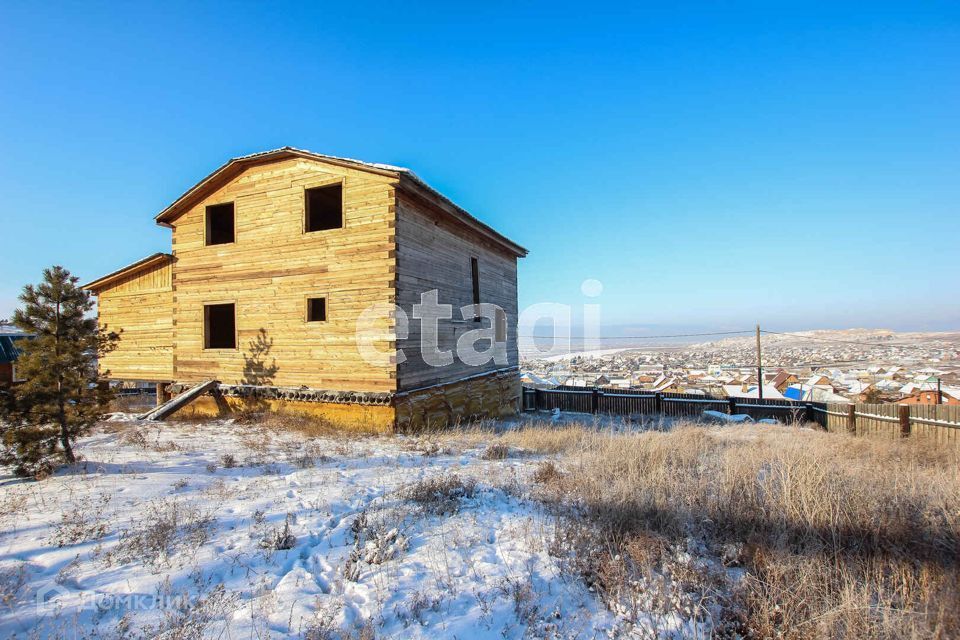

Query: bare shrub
<box><xmin>0</xmin><ymin>490</ymin><xmax>28</xmax><ymax>532</ymax></box>
<box><xmin>220</xmin><ymin>453</ymin><xmax>237</xmax><ymax>469</ymax></box>
<box><xmin>401</xmin><ymin>439</ymin><xmax>443</xmax><ymax>456</ymax></box>
<box><xmin>288</xmin><ymin>442</ymin><xmax>330</xmax><ymax>469</ymax></box>
<box><xmin>401</xmin><ymin>474</ymin><xmax>477</xmax><ymax>516</ymax></box>
<box><xmin>395</xmin><ymin>589</ymin><xmax>442</xmax><ymax>628</ymax></box>
<box><xmin>481</xmin><ymin>443</ymin><xmax>510</xmax><ymax>460</ymax></box>
<box><xmin>120</xmin><ymin>428</ymin><xmax>148</xmax><ymax>449</ymax></box>
<box><xmin>531</xmin><ymin>460</ymin><xmax>563</xmax><ymax>486</ymax></box>
<box><xmin>498</xmin><ymin>575</ymin><xmax>540</xmax><ymax>626</ymax></box>
<box><xmin>538</xmin><ymin>422</ymin><xmax>960</xmax><ymax>639</ymax></box>
<box><xmin>50</xmin><ymin>494</ymin><xmax>111</xmax><ymax>547</ymax></box>
<box><xmin>302</xmin><ymin>601</ymin><xmax>378</xmax><ymax>640</ymax></box>
<box><xmin>302</xmin><ymin>601</ymin><xmax>342</xmax><ymax>640</ymax></box>
<box><xmin>0</xmin><ymin>562</ymin><xmax>26</xmax><ymax>609</ymax></box>
<box><xmin>108</xmin><ymin>499</ymin><xmax>215</xmax><ymax>570</ymax></box>
<box><xmin>259</xmin><ymin>513</ymin><xmax>297</xmax><ymax>552</ymax></box>
<box><xmin>139</xmin><ymin>575</ymin><xmax>239</xmax><ymax>640</ymax></box>
<box><xmin>344</xmin><ymin>510</ymin><xmax>409</xmax><ymax>582</ymax></box>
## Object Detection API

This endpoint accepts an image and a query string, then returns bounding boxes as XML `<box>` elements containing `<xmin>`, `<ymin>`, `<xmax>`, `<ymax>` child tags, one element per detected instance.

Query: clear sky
<box><xmin>1</xmin><ymin>2</ymin><xmax>958</xmax><ymax>334</ymax></box>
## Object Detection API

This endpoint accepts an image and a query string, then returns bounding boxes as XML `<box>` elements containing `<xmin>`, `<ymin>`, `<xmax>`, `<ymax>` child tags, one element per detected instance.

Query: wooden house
<box><xmin>0</xmin><ymin>332</ymin><xmax>31</xmax><ymax>385</ymax></box>
<box><xmin>770</xmin><ymin>369</ymin><xmax>799</xmax><ymax>393</ymax></box>
<box><xmin>84</xmin><ymin>148</ymin><xmax>527</xmax><ymax>430</ymax></box>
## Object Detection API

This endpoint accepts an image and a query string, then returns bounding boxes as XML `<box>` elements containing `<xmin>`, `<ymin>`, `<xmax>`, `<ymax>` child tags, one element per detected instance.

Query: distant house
<box><xmin>722</xmin><ymin>384</ymin><xmax>784</xmax><ymax>400</ymax></box>
<box><xmin>899</xmin><ymin>387</ymin><xmax>960</xmax><ymax>405</ymax></box>
<box><xmin>770</xmin><ymin>370</ymin><xmax>799</xmax><ymax>393</ymax></box>
<box><xmin>804</xmin><ymin>374</ymin><xmax>832</xmax><ymax>388</ymax></box>
<box><xmin>0</xmin><ymin>331</ymin><xmax>31</xmax><ymax>384</ymax></box>
<box><xmin>520</xmin><ymin>371</ymin><xmax>559</xmax><ymax>390</ymax></box>
<box><xmin>650</xmin><ymin>374</ymin><xmax>681</xmax><ymax>392</ymax></box>
<box><xmin>783</xmin><ymin>384</ymin><xmax>852</xmax><ymax>404</ymax></box>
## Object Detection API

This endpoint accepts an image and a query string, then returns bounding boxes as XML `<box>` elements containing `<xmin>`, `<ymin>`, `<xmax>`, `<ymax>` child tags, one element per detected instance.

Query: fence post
<box><xmin>534</xmin><ymin>388</ymin><xmax>542</xmax><ymax>411</ymax></box>
<box><xmin>846</xmin><ymin>404</ymin><xmax>857</xmax><ymax>434</ymax></box>
<box><xmin>728</xmin><ymin>397</ymin><xmax>736</xmax><ymax>415</ymax></box>
<box><xmin>591</xmin><ymin>387</ymin><xmax>600</xmax><ymax>414</ymax></box>
<box><xmin>804</xmin><ymin>402</ymin><xmax>813</xmax><ymax>425</ymax></box>
<box><xmin>898</xmin><ymin>404</ymin><xmax>911</xmax><ymax>438</ymax></box>
<box><xmin>654</xmin><ymin>392</ymin><xmax>662</xmax><ymax>415</ymax></box>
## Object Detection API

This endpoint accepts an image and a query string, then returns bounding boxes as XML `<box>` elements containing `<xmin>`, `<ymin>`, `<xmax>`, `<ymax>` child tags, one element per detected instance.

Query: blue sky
<box><xmin>1</xmin><ymin>2</ymin><xmax>958</xmax><ymax>333</ymax></box>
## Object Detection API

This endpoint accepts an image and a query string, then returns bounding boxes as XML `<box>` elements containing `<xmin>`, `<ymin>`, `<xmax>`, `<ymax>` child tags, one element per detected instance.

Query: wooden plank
<box><xmin>139</xmin><ymin>380</ymin><xmax>219</xmax><ymax>421</ymax></box>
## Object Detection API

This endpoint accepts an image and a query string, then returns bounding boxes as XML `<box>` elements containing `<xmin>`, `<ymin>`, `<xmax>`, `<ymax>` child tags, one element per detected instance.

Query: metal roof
<box><xmin>0</xmin><ymin>334</ymin><xmax>30</xmax><ymax>364</ymax></box>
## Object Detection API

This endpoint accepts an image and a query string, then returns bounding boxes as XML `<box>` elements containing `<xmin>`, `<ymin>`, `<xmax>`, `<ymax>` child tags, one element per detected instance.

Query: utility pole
<box><xmin>937</xmin><ymin>377</ymin><xmax>943</xmax><ymax>405</ymax></box>
<box><xmin>756</xmin><ymin>324</ymin><xmax>763</xmax><ymax>400</ymax></box>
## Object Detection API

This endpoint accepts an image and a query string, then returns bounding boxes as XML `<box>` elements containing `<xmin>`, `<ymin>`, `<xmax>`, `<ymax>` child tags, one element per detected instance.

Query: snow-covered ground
<box><xmin>0</xmin><ymin>415</ymin><xmax>636</xmax><ymax>639</ymax></box>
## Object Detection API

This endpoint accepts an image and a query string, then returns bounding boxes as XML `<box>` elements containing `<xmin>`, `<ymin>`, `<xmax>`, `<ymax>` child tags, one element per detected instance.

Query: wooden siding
<box><xmin>170</xmin><ymin>157</ymin><xmax>398</xmax><ymax>392</ymax></box>
<box><xmin>395</xmin><ymin>192</ymin><xmax>519</xmax><ymax>390</ymax></box>
<box><xmin>96</xmin><ymin>259</ymin><xmax>174</xmax><ymax>380</ymax></box>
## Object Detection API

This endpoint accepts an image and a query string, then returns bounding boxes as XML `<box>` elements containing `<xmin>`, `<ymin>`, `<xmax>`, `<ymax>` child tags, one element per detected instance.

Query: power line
<box><xmin>517</xmin><ymin>330</ymin><xmax>754</xmax><ymax>340</ymax></box>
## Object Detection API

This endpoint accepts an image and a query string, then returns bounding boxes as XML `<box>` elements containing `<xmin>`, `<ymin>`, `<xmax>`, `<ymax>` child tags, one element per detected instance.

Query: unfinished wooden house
<box><xmin>84</xmin><ymin>148</ymin><xmax>527</xmax><ymax>430</ymax></box>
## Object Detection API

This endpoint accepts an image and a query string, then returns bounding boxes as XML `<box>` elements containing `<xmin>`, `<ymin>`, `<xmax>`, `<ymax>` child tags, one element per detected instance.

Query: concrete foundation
<box><xmin>163</xmin><ymin>369</ymin><xmax>520</xmax><ymax>433</ymax></box>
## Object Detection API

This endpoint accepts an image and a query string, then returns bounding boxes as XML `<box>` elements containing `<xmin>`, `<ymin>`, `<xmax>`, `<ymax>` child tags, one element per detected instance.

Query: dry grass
<box><xmin>400</xmin><ymin>474</ymin><xmax>478</xmax><ymax>516</ymax></box>
<box><xmin>523</xmin><ymin>423</ymin><xmax>960</xmax><ymax>639</ymax></box>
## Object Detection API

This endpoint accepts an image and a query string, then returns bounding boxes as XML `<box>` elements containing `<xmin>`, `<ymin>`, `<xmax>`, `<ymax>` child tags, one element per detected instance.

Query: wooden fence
<box><xmin>523</xmin><ymin>385</ymin><xmax>813</xmax><ymax>422</ymax></box>
<box><xmin>814</xmin><ymin>402</ymin><xmax>960</xmax><ymax>446</ymax></box>
<box><xmin>522</xmin><ymin>385</ymin><xmax>960</xmax><ymax>445</ymax></box>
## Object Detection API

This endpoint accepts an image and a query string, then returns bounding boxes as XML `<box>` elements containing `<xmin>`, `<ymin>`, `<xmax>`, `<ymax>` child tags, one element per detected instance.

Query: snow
<box><xmin>721</xmin><ymin>384</ymin><xmax>784</xmax><ymax>399</ymax></box>
<box><xmin>0</xmin><ymin>416</ymin><xmax>629</xmax><ymax>638</ymax></box>
<box><xmin>702</xmin><ymin>410</ymin><xmax>754</xmax><ymax>423</ymax></box>
<box><xmin>541</xmin><ymin>347</ymin><xmax>634</xmax><ymax>362</ymax></box>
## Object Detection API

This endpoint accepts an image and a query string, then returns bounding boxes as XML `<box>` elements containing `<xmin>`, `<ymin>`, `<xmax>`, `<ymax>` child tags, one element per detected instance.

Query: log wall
<box><xmin>170</xmin><ymin>157</ymin><xmax>398</xmax><ymax>392</ymax></box>
<box><xmin>95</xmin><ymin>259</ymin><xmax>174</xmax><ymax>381</ymax></box>
<box><xmin>395</xmin><ymin>193</ymin><xmax>519</xmax><ymax>391</ymax></box>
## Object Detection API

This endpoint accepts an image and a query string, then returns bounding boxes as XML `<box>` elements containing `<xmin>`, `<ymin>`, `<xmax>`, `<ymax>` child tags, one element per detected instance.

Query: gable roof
<box><xmin>82</xmin><ymin>252</ymin><xmax>174</xmax><ymax>293</ymax></box>
<box><xmin>153</xmin><ymin>147</ymin><xmax>528</xmax><ymax>258</ymax></box>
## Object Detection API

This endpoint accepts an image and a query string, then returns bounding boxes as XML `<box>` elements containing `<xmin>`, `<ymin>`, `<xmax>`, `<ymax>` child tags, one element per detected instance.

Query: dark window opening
<box><xmin>206</xmin><ymin>203</ymin><xmax>235</xmax><ymax>245</ymax></box>
<box><xmin>471</xmin><ymin>257</ymin><xmax>481</xmax><ymax>321</ymax></box>
<box><xmin>307</xmin><ymin>297</ymin><xmax>327</xmax><ymax>322</ymax></box>
<box><xmin>305</xmin><ymin>184</ymin><xmax>343</xmax><ymax>232</ymax></box>
<box><xmin>204</xmin><ymin>303</ymin><xmax>236</xmax><ymax>349</ymax></box>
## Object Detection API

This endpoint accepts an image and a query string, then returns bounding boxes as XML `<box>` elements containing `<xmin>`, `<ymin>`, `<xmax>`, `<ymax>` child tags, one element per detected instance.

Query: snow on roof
<box><xmin>722</xmin><ymin>384</ymin><xmax>784</xmax><ymax>399</ymax></box>
<box><xmin>845</xmin><ymin>381</ymin><xmax>873</xmax><ymax>394</ymax></box>
<box><xmin>652</xmin><ymin>376</ymin><xmax>677</xmax><ymax>392</ymax></box>
<box><xmin>804</xmin><ymin>374</ymin><xmax>832</xmax><ymax>387</ymax></box>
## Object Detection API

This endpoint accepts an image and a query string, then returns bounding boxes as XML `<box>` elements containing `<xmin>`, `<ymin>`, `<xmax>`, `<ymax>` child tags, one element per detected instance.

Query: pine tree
<box><xmin>0</xmin><ymin>266</ymin><xmax>119</xmax><ymax>477</ymax></box>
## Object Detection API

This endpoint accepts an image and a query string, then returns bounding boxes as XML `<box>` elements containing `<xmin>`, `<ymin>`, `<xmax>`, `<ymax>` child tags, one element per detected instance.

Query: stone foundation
<box><xmin>394</xmin><ymin>368</ymin><xmax>521</xmax><ymax>431</ymax></box>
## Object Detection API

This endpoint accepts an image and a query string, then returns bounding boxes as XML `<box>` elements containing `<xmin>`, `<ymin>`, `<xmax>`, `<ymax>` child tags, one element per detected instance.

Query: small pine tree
<box><xmin>0</xmin><ymin>266</ymin><xmax>119</xmax><ymax>477</ymax></box>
